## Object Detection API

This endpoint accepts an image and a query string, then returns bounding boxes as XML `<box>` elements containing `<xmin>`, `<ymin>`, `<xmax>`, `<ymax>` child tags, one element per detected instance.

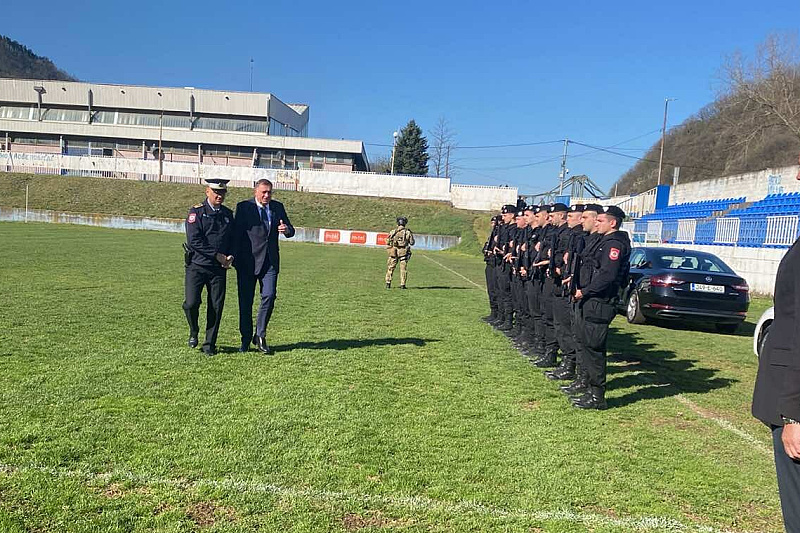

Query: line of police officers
<box><xmin>482</xmin><ymin>202</ymin><xmax>631</xmax><ymax>410</ymax></box>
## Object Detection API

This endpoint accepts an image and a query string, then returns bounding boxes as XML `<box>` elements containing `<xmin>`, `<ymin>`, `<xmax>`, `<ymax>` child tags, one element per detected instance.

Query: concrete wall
<box><xmin>646</xmin><ymin>242</ymin><xmax>785</xmax><ymax>296</ymax></box>
<box><xmin>450</xmin><ymin>184</ymin><xmax>518</xmax><ymax>211</ymax></box>
<box><xmin>0</xmin><ymin>152</ymin><xmax>518</xmax><ymax>210</ymax></box>
<box><xmin>0</xmin><ymin>207</ymin><xmax>459</xmax><ymax>250</ymax></box>
<box><xmin>670</xmin><ymin>165</ymin><xmax>800</xmax><ymax>205</ymax></box>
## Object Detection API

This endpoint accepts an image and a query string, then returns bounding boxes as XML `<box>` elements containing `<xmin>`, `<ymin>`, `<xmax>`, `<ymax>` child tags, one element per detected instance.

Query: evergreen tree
<box><xmin>394</xmin><ymin>120</ymin><xmax>429</xmax><ymax>175</ymax></box>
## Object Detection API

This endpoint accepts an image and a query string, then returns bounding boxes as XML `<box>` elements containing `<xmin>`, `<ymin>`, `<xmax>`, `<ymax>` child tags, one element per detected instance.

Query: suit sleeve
<box><xmin>186</xmin><ymin>209</ymin><xmax>216</xmax><ymax>261</ymax></box>
<box><xmin>581</xmin><ymin>240</ymin><xmax>624</xmax><ymax>298</ymax></box>
<box><xmin>279</xmin><ymin>203</ymin><xmax>295</xmax><ymax>239</ymax></box>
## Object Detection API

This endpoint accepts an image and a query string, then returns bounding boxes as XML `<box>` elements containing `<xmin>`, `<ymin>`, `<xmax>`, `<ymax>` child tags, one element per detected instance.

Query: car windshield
<box><xmin>653</xmin><ymin>252</ymin><xmax>734</xmax><ymax>273</ymax></box>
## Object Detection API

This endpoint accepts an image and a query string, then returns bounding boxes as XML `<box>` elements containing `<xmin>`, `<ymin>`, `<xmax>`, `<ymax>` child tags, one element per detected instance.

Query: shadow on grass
<box><xmin>272</xmin><ymin>337</ymin><xmax>439</xmax><ymax>352</ymax></box>
<box><xmin>413</xmin><ymin>286</ymin><xmax>472</xmax><ymax>290</ymax></box>
<box><xmin>644</xmin><ymin>317</ymin><xmax>757</xmax><ymax>339</ymax></box>
<box><xmin>605</xmin><ymin>326</ymin><xmax>736</xmax><ymax>409</ymax></box>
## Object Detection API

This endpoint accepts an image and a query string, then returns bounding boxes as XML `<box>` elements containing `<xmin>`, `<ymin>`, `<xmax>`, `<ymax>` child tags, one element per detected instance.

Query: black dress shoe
<box><xmin>572</xmin><ymin>390</ymin><xmax>607</xmax><ymax>410</ymax></box>
<box><xmin>239</xmin><ymin>342</ymin><xmax>250</xmax><ymax>353</ymax></box>
<box><xmin>253</xmin><ymin>335</ymin><xmax>272</xmax><ymax>355</ymax></box>
<box><xmin>188</xmin><ymin>335</ymin><xmax>198</xmax><ymax>348</ymax></box>
<box><xmin>201</xmin><ymin>346</ymin><xmax>216</xmax><ymax>357</ymax></box>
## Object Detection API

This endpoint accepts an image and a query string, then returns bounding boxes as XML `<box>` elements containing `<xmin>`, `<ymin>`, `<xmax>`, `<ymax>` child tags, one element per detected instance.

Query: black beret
<box><xmin>523</xmin><ymin>204</ymin><xmax>536</xmax><ymax>212</ymax></box>
<box><xmin>549</xmin><ymin>203</ymin><xmax>569</xmax><ymax>213</ymax></box>
<box><xmin>538</xmin><ymin>204</ymin><xmax>552</xmax><ymax>213</ymax></box>
<box><xmin>569</xmin><ymin>204</ymin><xmax>585</xmax><ymax>213</ymax></box>
<box><xmin>515</xmin><ymin>209</ymin><xmax>525</xmax><ymax>217</ymax></box>
<box><xmin>501</xmin><ymin>204</ymin><xmax>517</xmax><ymax>214</ymax></box>
<box><xmin>603</xmin><ymin>205</ymin><xmax>626</xmax><ymax>219</ymax></box>
<box><xmin>583</xmin><ymin>203</ymin><xmax>604</xmax><ymax>213</ymax></box>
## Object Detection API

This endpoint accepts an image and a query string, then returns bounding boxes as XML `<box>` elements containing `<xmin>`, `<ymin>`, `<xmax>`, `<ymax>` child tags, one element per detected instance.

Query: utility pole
<box><xmin>445</xmin><ymin>145</ymin><xmax>450</xmax><ymax>179</ymax></box>
<box><xmin>157</xmin><ymin>91</ymin><xmax>163</xmax><ymax>183</ymax></box>
<box><xmin>558</xmin><ymin>138</ymin><xmax>569</xmax><ymax>195</ymax></box>
<box><xmin>390</xmin><ymin>130</ymin><xmax>399</xmax><ymax>174</ymax></box>
<box><xmin>657</xmin><ymin>98</ymin><xmax>676</xmax><ymax>186</ymax></box>
<box><xmin>249</xmin><ymin>58</ymin><xmax>254</xmax><ymax>91</ymax></box>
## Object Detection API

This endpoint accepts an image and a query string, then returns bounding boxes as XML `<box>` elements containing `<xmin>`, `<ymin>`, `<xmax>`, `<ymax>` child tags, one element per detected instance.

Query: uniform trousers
<box><xmin>511</xmin><ymin>276</ymin><xmax>525</xmax><ymax>322</ymax></box>
<box><xmin>183</xmin><ymin>263</ymin><xmax>227</xmax><ymax>351</ymax></box>
<box><xmin>574</xmin><ymin>297</ymin><xmax>617</xmax><ymax>391</ymax></box>
<box><xmin>571</xmin><ymin>301</ymin><xmax>587</xmax><ymax>375</ymax></box>
<box><xmin>529</xmin><ymin>278</ymin><xmax>545</xmax><ymax>346</ymax></box>
<box><xmin>494</xmin><ymin>264</ymin><xmax>513</xmax><ymax>318</ymax></box>
<box><xmin>552</xmin><ymin>292</ymin><xmax>576</xmax><ymax>364</ymax></box>
<box><xmin>485</xmin><ymin>262</ymin><xmax>498</xmax><ymax>314</ymax></box>
<box><xmin>540</xmin><ymin>278</ymin><xmax>559</xmax><ymax>354</ymax></box>
<box><xmin>773</xmin><ymin>425</ymin><xmax>800</xmax><ymax>533</ymax></box>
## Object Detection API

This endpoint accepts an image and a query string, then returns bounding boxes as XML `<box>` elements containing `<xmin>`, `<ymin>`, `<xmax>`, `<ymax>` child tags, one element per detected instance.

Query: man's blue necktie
<box><xmin>260</xmin><ymin>205</ymin><xmax>271</xmax><ymax>230</ymax></box>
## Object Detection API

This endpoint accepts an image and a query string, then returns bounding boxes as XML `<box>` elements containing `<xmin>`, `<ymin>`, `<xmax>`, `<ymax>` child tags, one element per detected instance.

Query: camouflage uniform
<box><xmin>385</xmin><ymin>225</ymin><xmax>415</xmax><ymax>287</ymax></box>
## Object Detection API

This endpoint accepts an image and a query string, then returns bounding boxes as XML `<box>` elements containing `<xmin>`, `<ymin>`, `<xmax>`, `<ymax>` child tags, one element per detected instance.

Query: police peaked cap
<box><xmin>603</xmin><ymin>205</ymin><xmax>626</xmax><ymax>219</ymax></box>
<box><xmin>205</xmin><ymin>178</ymin><xmax>229</xmax><ymax>191</ymax></box>
<box><xmin>569</xmin><ymin>204</ymin><xmax>585</xmax><ymax>213</ymax></box>
<box><xmin>549</xmin><ymin>203</ymin><xmax>569</xmax><ymax>213</ymax></box>
<box><xmin>583</xmin><ymin>203</ymin><xmax>604</xmax><ymax>213</ymax></box>
<box><xmin>501</xmin><ymin>204</ymin><xmax>517</xmax><ymax>214</ymax></box>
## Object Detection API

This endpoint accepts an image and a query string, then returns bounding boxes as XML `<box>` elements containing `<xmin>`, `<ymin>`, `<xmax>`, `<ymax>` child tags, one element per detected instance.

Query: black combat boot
<box><xmin>545</xmin><ymin>358</ymin><xmax>576</xmax><ymax>381</ymax></box>
<box><xmin>491</xmin><ymin>310</ymin><xmax>505</xmax><ymax>328</ymax></box>
<box><xmin>482</xmin><ymin>308</ymin><xmax>498</xmax><ymax>323</ymax></box>
<box><xmin>560</xmin><ymin>373</ymin><xmax>589</xmax><ymax>395</ymax></box>
<box><xmin>572</xmin><ymin>386</ymin><xmax>607</xmax><ymax>410</ymax></box>
<box><xmin>497</xmin><ymin>314</ymin><xmax>514</xmax><ymax>332</ymax></box>
<box><xmin>504</xmin><ymin>317</ymin><xmax>521</xmax><ymax>337</ymax></box>
<box><xmin>532</xmin><ymin>351</ymin><xmax>558</xmax><ymax>368</ymax></box>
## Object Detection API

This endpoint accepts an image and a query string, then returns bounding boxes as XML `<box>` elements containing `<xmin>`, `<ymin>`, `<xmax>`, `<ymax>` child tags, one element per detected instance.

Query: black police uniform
<box><xmin>574</xmin><ymin>225</ymin><xmax>631</xmax><ymax>408</ymax></box>
<box><xmin>482</xmin><ymin>217</ymin><xmax>502</xmax><ymax>324</ymax></box>
<box><xmin>529</xmin><ymin>211</ymin><xmax>553</xmax><ymax>361</ymax></box>
<box><xmin>546</xmin><ymin>208</ymin><xmax>585</xmax><ymax>381</ymax></box>
<box><xmin>493</xmin><ymin>205</ymin><xmax>517</xmax><ymax>330</ymax></box>
<box><xmin>752</xmin><ymin>236</ymin><xmax>800</xmax><ymax>531</ymax></box>
<box><xmin>522</xmin><ymin>218</ymin><xmax>545</xmax><ymax>358</ymax></box>
<box><xmin>183</xmin><ymin>199</ymin><xmax>236</xmax><ymax>354</ymax></box>
<box><xmin>508</xmin><ymin>216</ymin><xmax>531</xmax><ymax>339</ymax></box>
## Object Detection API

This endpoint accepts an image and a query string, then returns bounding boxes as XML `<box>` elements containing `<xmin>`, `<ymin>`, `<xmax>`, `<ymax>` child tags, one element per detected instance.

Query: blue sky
<box><xmin>3</xmin><ymin>0</ymin><xmax>799</xmax><ymax>193</ymax></box>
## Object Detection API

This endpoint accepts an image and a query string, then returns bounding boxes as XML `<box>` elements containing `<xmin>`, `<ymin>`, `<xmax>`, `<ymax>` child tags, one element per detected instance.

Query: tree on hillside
<box><xmin>429</xmin><ymin>116</ymin><xmax>457</xmax><ymax>178</ymax></box>
<box><xmin>0</xmin><ymin>35</ymin><xmax>76</xmax><ymax>81</ymax></box>
<box><xmin>720</xmin><ymin>33</ymin><xmax>800</xmax><ymax>158</ymax></box>
<box><xmin>394</xmin><ymin>120</ymin><xmax>429</xmax><ymax>175</ymax></box>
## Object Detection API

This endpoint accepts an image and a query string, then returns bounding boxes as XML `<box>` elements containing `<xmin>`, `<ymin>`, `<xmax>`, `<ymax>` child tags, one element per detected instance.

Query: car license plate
<box><xmin>690</xmin><ymin>283</ymin><xmax>725</xmax><ymax>293</ymax></box>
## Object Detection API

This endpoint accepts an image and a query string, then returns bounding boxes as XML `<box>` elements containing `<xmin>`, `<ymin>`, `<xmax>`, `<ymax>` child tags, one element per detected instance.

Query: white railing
<box><xmin>765</xmin><ymin>215</ymin><xmax>799</xmax><ymax>246</ymax></box>
<box><xmin>646</xmin><ymin>221</ymin><xmax>663</xmax><ymax>243</ymax></box>
<box><xmin>676</xmin><ymin>219</ymin><xmax>697</xmax><ymax>243</ymax></box>
<box><xmin>714</xmin><ymin>217</ymin><xmax>740</xmax><ymax>244</ymax></box>
<box><xmin>615</xmin><ymin>187</ymin><xmax>658</xmax><ymax>218</ymax></box>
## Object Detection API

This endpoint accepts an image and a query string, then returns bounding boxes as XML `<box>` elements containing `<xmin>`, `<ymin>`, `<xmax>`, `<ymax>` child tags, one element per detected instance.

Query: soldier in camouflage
<box><xmin>385</xmin><ymin>216</ymin><xmax>416</xmax><ymax>289</ymax></box>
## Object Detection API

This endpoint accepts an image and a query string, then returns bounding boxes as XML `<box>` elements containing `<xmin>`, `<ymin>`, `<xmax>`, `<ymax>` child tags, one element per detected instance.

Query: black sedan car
<box><xmin>617</xmin><ymin>247</ymin><xmax>750</xmax><ymax>333</ymax></box>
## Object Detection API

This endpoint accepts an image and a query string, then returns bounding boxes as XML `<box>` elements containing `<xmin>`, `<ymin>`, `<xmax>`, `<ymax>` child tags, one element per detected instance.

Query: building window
<box><xmin>195</xmin><ymin>116</ymin><xmax>267</xmax><ymax>133</ymax></box>
<box><xmin>0</xmin><ymin>105</ymin><xmax>33</xmax><ymax>120</ymax></box>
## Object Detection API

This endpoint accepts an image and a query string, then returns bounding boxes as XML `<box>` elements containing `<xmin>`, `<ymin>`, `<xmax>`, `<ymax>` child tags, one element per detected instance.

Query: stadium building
<box><xmin>0</xmin><ymin>78</ymin><xmax>369</xmax><ymax>171</ymax></box>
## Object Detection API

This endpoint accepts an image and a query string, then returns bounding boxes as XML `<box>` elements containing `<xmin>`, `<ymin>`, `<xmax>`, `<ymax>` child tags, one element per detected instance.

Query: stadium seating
<box><xmin>631</xmin><ymin>194</ymin><xmax>800</xmax><ymax>247</ymax></box>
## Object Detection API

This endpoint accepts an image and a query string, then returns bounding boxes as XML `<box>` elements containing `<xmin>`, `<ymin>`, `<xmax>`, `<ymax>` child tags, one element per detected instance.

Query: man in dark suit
<box><xmin>753</xmin><ymin>235</ymin><xmax>800</xmax><ymax>532</ymax></box>
<box><xmin>234</xmin><ymin>178</ymin><xmax>295</xmax><ymax>354</ymax></box>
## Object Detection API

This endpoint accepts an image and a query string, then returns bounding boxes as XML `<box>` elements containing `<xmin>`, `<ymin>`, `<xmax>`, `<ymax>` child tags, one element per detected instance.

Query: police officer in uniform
<box><xmin>482</xmin><ymin>214</ymin><xmax>502</xmax><ymax>324</ymax></box>
<box><xmin>514</xmin><ymin>205</ymin><xmax>540</xmax><ymax>356</ymax></box>
<box><xmin>752</xmin><ymin>231</ymin><xmax>800</xmax><ymax>531</ymax></box>
<box><xmin>183</xmin><ymin>178</ymin><xmax>236</xmax><ymax>356</ymax></box>
<box><xmin>532</xmin><ymin>203</ymin><xmax>568</xmax><ymax>368</ymax></box>
<box><xmin>506</xmin><ymin>208</ymin><xmax>531</xmax><ymax>340</ymax></box>
<box><xmin>545</xmin><ymin>203</ymin><xmax>585</xmax><ymax>381</ymax></box>
<box><xmin>561</xmin><ymin>203</ymin><xmax>604</xmax><ymax>396</ymax></box>
<box><xmin>493</xmin><ymin>205</ymin><xmax>518</xmax><ymax>331</ymax></box>
<box><xmin>528</xmin><ymin>204</ymin><xmax>552</xmax><ymax>361</ymax></box>
<box><xmin>572</xmin><ymin>205</ymin><xmax>631</xmax><ymax>409</ymax></box>
<box><xmin>386</xmin><ymin>216</ymin><xmax>415</xmax><ymax>289</ymax></box>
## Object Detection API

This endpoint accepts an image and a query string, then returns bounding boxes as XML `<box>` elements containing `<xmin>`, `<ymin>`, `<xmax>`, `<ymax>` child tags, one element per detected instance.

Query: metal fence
<box><xmin>765</xmin><ymin>215</ymin><xmax>799</xmax><ymax>246</ymax></box>
<box><xmin>675</xmin><ymin>219</ymin><xmax>697</xmax><ymax>243</ymax></box>
<box><xmin>714</xmin><ymin>218</ymin><xmax>740</xmax><ymax>244</ymax></box>
<box><xmin>645</xmin><ymin>221</ymin><xmax>663</xmax><ymax>243</ymax></box>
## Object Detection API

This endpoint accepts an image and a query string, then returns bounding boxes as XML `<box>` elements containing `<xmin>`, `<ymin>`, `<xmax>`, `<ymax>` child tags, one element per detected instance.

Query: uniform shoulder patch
<box><xmin>609</xmin><ymin>247</ymin><xmax>620</xmax><ymax>260</ymax></box>
<box><xmin>188</xmin><ymin>213</ymin><xmax>197</xmax><ymax>224</ymax></box>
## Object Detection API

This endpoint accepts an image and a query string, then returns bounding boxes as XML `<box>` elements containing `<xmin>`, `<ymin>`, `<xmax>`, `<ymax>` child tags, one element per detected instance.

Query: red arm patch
<box><xmin>188</xmin><ymin>213</ymin><xmax>197</xmax><ymax>223</ymax></box>
<box><xmin>609</xmin><ymin>247</ymin><xmax>620</xmax><ymax>260</ymax></box>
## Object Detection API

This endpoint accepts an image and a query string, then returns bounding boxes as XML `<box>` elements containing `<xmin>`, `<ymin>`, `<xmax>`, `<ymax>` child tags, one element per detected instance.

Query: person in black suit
<box><xmin>753</xmin><ymin>235</ymin><xmax>800</xmax><ymax>532</ymax></box>
<box><xmin>234</xmin><ymin>178</ymin><xmax>295</xmax><ymax>354</ymax></box>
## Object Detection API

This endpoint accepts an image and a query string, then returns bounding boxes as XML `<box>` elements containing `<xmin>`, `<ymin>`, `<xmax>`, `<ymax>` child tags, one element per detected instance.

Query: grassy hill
<box><xmin>0</xmin><ymin>35</ymin><xmax>76</xmax><ymax>81</ymax></box>
<box><xmin>0</xmin><ymin>173</ymin><xmax>488</xmax><ymax>253</ymax></box>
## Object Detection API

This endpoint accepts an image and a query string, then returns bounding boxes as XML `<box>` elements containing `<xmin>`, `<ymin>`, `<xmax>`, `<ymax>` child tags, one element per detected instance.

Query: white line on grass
<box><xmin>0</xmin><ymin>462</ymin><xmax>752</xmax><ymax>533</ymax></box>
<box><xmin>419</xmin><ymin>253</ymin><xmax>483</xmax><ymax>289</ymax></box>
<box><xmin>674</xmin><ymin>395</ymin><xmax>772</xmax><ymax>457</ymax></box>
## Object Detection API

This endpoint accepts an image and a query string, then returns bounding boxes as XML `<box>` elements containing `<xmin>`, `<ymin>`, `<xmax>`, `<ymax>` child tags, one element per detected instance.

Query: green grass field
<box><xmin>0</xmin><ymin>222</ymin><xmax>780</xmax><ymax>532</ymax></box>
<box><xmin>0</xmin><ymin>174</ymin><xmax>487</xmax><ymax>254</ymax></box>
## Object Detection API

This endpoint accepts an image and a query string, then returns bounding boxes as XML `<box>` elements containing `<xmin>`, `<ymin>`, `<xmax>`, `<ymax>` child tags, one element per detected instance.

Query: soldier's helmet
<box><xmin>397</xmin><ymin>216</ymin><xmax>408</xmax><ymax>226</ymax></box>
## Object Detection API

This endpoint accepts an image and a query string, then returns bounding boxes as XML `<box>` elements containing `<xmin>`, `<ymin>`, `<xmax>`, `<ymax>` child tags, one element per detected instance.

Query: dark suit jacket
<box><xmin>233</xmin><ymin>198</ymin><xmax>295</xmax><ymax>275</ymax></box>
<box><xmin>753</xmin><ymin>238</ymin><xmax>800</xmax><ymax>426</ymax></box>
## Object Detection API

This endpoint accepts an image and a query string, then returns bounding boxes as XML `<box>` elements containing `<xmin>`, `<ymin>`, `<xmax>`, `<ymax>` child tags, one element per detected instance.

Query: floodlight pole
<box><xmin>657</xmin><ymin>98</ymin><xmax>676</xmax><ymax>186</ymax></box>
<box><xmin>558</xmin><ymin>138</ymin><xmax>569</xmax><ymax>195</ymax></box>
<box><xmin>157</xmin><ymin>92</ymin><xmax>163</xmax><ymax>183</ymax></box>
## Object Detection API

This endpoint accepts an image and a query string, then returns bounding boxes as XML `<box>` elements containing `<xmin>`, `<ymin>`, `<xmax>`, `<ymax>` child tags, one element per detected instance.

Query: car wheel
<box><xmin>757</xmin><ymin>323</ymin><xmax>771</xmax><ymax>357</ymax></box>
<box><xmin>715</xmin><ymin>323</ymin><xmax>740</xmax><ymax>334</ymax></box>
<box><xmin>626</xmin><ymin>290</ymin><xmax>646</xmax><ymax>324</ymax></box>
